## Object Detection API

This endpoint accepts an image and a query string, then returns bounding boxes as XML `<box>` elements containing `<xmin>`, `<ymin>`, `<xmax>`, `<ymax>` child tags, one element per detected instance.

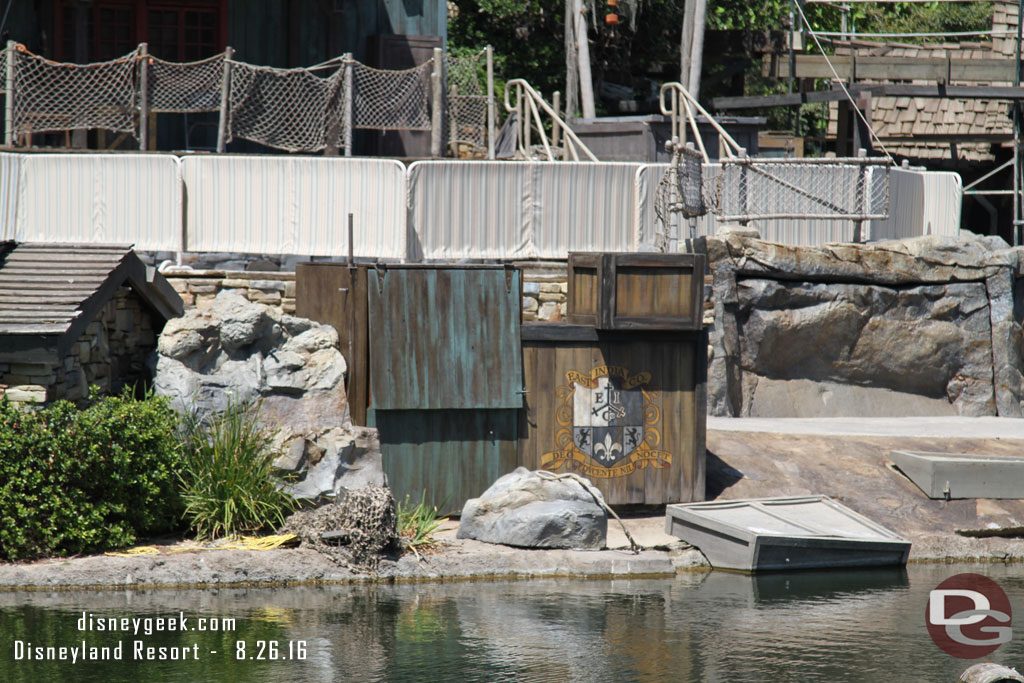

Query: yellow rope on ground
<box><xmin>105</xmin><ymin>546</ymin><xmax>160</xmax><ymax>557</ymax></box>
<box><xmin>104</xmin><ymin>534</ymin><xmax>298</xmax><ymax>557</ymax></box>
<box><xmin>218</xmin><ymin>534</ymin><xmax>299</xmax><ymax>551</ymax></box>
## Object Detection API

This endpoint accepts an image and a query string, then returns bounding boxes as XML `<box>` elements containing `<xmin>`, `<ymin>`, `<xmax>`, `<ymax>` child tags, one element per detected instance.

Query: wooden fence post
<box><xmin>343</xmin><ymin>53</ymin><xmax>353</xmax><ymax>157</ymax></box>
<box><xmin>486</xmin><ymin>45</ymin><xmax>495</xmax><ymax>159</ymax></box>
<box><xmin>431</xmin><ymin>47</ymin><xmax>443</xmax><ymax>157</ymax></box>
<box><xmin>4</xmin><ymin>41</ymin><xmax>15</xmax><ymax>147</ymax></box>
<box><xmin>216</xmin><ymin>46</ymin><xmax>234</xmax><ymax>154</ymax></box>
<box><xmin>138</xmin><ymin>43</ymin><xmax>149</xmax><ymax>151</ymax></box>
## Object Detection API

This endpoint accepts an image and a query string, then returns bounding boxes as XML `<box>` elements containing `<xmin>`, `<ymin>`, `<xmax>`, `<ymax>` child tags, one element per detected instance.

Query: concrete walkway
<box><xmin>708</xmin><ymin>416</ymin><xmax>1024</xmax><ymax>439</ymax></box>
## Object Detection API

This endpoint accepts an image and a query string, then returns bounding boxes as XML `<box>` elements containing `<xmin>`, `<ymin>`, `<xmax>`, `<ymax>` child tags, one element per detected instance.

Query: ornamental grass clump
<box><xmin>178</xmin><ymin>400</ymin><xmax>296</xmax><ymax>540</ymax></box>
<box><xmin>396</xmin><ymin>492</ymin><xmax>448</xmax><ymax>554</ymax></box>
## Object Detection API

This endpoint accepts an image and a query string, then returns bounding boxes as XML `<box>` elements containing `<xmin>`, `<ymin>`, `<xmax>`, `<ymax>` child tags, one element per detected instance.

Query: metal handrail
<box><xmin>504</xmin><ymin>78</ymin><xmax>598</xmax><ymax>162</ymax></box>
<box><xmin>659</xmin><ymin>82</ymin><xmax>743</xmax><ymax>163</ymax></box>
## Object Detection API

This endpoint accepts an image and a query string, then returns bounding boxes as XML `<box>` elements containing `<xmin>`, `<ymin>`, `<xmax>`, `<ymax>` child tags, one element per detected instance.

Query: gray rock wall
<box><xmin>152</xmin><ymin>291</ymin><xmax>384</xmax><ymax>500</ymax></box>
<box><xmin>705</xmin><ymin>233</ymin><xmax>1024</xmax><ymax>418</ymax></box>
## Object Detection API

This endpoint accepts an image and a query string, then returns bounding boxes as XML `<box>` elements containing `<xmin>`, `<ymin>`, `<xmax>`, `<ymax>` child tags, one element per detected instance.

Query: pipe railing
<box><xmin>504</xmin><ymin>78</ymin><xmax>598</xmax><ymax>162</ymax></box>
<box><xmin>659</xmin><ymin>81</ymin><xmax>743</xmax><ymax>163</ymax></box>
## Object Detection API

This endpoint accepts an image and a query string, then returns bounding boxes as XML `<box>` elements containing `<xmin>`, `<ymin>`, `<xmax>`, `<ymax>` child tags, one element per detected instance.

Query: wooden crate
<box><xmin>567</xmin><ymin>252</ymin><xmax>705</xmax><ymax>330</ymax></box>
<box><xmin>519</xmin><ymin>324</ymin><xmax>707</xmax><ymax>505</ymax></box>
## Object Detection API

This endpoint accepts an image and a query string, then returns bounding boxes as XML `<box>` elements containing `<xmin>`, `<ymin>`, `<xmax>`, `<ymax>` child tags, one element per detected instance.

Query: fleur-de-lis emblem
<box><xmin>593</xmin><ymin>433</ymin><xmax>622</xmax><ymax>462</ymax></box>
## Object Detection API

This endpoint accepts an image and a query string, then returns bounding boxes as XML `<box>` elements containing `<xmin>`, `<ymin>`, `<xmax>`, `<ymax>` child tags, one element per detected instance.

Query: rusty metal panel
<box><xmin>368</xmin><ymin>266</ymin><xmax>523</xmax><ymax>410</ymax></box>
<box><xmin>295</xmin><ymin>263</ymin><xmax>369</xmax><ymax>426</ymax></box>
<box><xmin>373</xmin><ymin>408</ymin><xmax>519</xmax><ymax>515</ymax></box>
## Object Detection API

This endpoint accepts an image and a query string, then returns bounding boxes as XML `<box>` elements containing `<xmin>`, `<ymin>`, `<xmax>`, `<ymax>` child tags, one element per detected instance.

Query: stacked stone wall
<box><xmin>0</xmin><ymin>289</ymin><xmax>159</xmax><ymax>405</ymax></box>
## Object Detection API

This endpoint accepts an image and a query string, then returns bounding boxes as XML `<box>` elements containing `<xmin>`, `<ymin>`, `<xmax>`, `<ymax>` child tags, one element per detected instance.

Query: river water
<box><xmin>1</xmin><ymin>563</ymin><xmax>1022</xmax><ymax>682</ymax></box>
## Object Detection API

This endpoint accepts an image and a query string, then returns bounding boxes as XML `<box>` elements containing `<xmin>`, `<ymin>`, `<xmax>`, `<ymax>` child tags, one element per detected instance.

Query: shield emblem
<box><xmin>572</xmin><ymin>376</ymin><xmax>643</xmax><ymax>467</ymax></box>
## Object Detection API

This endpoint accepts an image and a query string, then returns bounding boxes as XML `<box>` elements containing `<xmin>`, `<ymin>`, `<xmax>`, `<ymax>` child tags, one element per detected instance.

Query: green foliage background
<box><xmin>449</xmin><ymin>0</ymin><xmax>994</xmax><ymax>126</ymax></box>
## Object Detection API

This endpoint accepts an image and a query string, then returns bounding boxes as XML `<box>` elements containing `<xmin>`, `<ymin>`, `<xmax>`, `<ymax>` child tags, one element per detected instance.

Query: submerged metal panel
<box><xmin>181</xmin><ymin>156</ymin><xmax>406</xmax><ymax>258</ymax></box>
<box><xmin>891</xmin><ymin>450</ymin><xmax>1024</xmax><ymax>500</ymax></box>
<box><xmin>368</xmin><ymin>267</ymin><xmax>523</xmax><ymax>410</ymax></box>
<box><xmin>665</xmin><ymin>496</ymin><xmax>910</xmax><ymax>572</ymax></box>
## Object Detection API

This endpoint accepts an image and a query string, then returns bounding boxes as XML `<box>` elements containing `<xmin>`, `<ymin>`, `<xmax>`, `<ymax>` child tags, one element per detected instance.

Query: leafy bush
<box><xmin>178</xmin><ymin>400</ymin><xmax>296</xmax><ymax>540</ymax></box>
<box><xmin>0</xmin><ymin>388</ymin><xmax>184</xmax><ymax>561</ymax></box>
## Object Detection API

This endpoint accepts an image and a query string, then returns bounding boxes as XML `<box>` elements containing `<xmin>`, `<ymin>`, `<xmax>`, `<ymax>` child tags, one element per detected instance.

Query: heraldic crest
<box><xmin>540</xmin><ymin>365</ymin><xmax>672</xmax><ymax>478</ymax></box>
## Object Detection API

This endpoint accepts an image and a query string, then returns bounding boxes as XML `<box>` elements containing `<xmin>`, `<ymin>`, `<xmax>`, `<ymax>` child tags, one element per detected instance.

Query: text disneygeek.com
<box><xmin>10</xmin><ymin>611</ymin><xmax>307</xmax><ymax>662</ymax></box>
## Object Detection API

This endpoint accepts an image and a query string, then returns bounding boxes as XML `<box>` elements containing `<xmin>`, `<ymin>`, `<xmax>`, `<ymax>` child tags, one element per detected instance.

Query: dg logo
<box><xmin>927</xmin><ymin>573</ymin><xmax>1012</xmax><ymax>659</ymax></box>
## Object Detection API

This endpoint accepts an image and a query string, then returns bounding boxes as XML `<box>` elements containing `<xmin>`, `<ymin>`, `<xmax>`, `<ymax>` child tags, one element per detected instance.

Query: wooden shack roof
<box><xmin>0</xmin><ymin>242</ymin><xmax>184</xmax><ymax>363</ymax></box>
<box><xmin>827</xmin><ymin>1</ymin><xmax>1019</xmax><ymax>163</ymax></box>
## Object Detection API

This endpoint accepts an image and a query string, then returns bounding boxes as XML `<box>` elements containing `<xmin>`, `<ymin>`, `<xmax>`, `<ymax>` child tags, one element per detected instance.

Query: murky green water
<box><xmin>1</xmin><ymin>564</ymin><xmax>1023</xmax><ymax>682</ymax></box>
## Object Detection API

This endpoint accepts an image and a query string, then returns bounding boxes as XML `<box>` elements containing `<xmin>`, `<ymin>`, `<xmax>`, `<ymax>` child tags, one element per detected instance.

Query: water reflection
<box><xmin>0</xmin><ymin>565</ymin><xmax>1021</xmax><ymax>682</ymax></box>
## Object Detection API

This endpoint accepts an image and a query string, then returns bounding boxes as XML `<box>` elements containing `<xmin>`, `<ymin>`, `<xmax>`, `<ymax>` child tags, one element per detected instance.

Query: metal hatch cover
<box><xmin>665</xmin><ymin>495</ymin><xmax>911</xmax><ymax>572</ymax></box>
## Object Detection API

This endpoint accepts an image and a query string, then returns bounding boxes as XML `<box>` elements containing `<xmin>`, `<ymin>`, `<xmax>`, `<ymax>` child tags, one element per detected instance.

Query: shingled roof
<box><xmin>827</xmin><ymin>0</ymin><xmax>1017</xmax><ymax>162</ymax></box>
<box><xmin>0</xmin><ymin>242</ymin><xmax>184</xmax><ymax>363</ymax></box>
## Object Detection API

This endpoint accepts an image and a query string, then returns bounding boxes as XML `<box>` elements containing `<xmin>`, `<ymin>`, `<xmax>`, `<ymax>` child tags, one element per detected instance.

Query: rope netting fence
<box><xmin>706</xmin><ymin>158</ymin><xmax>891</xmax><ymax>223</ymax></box>
<box><xmin>148</xmin><ymin>53</ymin><xmax>224</xmax><ymax>113</ymax></box>
<box><xmin>653</xmin><ymin>142</ymin><xmax>706</xmax><ymax>251</ymax></box>
<box><xmin>9</xmin><ymin>45</ymin><xmax>139</xmax><ymax>137</ymax></box>
<box><xmin>3</xmin><ymin>42</ymin><xmax>496</xmax><ymax>156</ymax></box>
<box><xmin>445</xmin><ymin>50</ymin><xmax>490</xmax><ymax>156</ymax></box>
<box><xmin>352</xmin><ymin>61</ymin><xmax>431</xmax><ymax>131</ymax></box>
<box><xmin>228</xmin><ymin>60</ymin><xmax>345</xmax><ymax>153</ymax></box>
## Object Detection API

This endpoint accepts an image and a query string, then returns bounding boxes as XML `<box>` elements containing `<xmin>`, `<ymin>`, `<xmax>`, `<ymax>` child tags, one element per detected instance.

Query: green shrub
<box><xmin>178</xmin><ymin>400</ymin><xmax>296</xmax><ymax>540</ymax></box>
<box><xmin>0</xmin><ymin>388</ymin><xmax>184</xmax><ymax>561</ymax></box>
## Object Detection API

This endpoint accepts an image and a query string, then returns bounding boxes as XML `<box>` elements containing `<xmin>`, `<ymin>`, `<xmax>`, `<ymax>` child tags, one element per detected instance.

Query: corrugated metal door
<box><xmin>368</xmin><ymin>266</ymin><xmax>523</xmax><ymax>513</ymax></box>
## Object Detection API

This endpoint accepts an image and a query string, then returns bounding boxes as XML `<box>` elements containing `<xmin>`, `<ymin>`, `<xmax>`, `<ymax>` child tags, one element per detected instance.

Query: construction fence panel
<box><xmin>0</xmin><ymin>153</ymin><xmax>21</xmax><ymax>241</ymax></box>
<box><xmin>869</xmin><ymin>169</ymin><xmax>962</xmax><ymax>241</ymax></box>
<box><xmin>636</xmin><ymin>164</ymin><xmax>961</xmax><ymax>248</ymax></box>
<box><xmin>529</xmin><ymin>162</ymin><xmax>642</xmax><ymax>258</ymax></box>
<box><xmin>181</xmin><ymin>156</ymin><xmax>405</xmax><ymax>258</ymax></box>
<box><xmin>15</xmin><ymin>153</ymin><xmax>181</xmax><ymax>250</ymax></box>
<box><xmin>409</xmin><ymin>161</ymin><xmax>531</xmax><ymax>260</ymax></box>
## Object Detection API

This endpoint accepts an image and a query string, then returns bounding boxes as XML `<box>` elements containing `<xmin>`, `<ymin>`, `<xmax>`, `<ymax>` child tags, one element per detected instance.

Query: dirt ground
<box><xmin>3</xmin><ymin>425</ymin><xmax>1024</xmax><ymax>590</ymax></box>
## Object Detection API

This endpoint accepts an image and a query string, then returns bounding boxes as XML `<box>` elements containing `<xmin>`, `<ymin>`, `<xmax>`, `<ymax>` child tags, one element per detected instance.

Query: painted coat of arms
<box><xmin>540</xmin><ymin>365</ymin><xmax>672</xmax><ymax>478</ymax></box>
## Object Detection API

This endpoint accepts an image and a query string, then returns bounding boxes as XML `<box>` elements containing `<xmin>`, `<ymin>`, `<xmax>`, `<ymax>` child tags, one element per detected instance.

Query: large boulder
<box><xmin>457</xmin><ymin>468</ymin><xmax>608</xmax><ymax>550</ymax></box>
<box><xmin>153</xmin><ymin>290</ymin><xmax>384</xmax><ymax>498</ymax></box>
<box><xmin>152</xmin><ymin>291</ymin><xmax>348</xmax><ymax>424</ymax></box>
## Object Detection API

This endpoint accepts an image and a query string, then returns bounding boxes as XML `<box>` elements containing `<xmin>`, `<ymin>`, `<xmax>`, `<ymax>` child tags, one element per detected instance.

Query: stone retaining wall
<box><xmin>704</xmin><ymin>231</ymin><xmax>1024</xmax><ymax>418</ymax></box>
<box><xmin>165</xmin><ymin>270</ymin><xmax>570</xmax><ymax>322</ymax></box>
<box><xmin>0</xmin><ymin>290</ymin><xmax>159</xmax><ymax>405</ymax></box>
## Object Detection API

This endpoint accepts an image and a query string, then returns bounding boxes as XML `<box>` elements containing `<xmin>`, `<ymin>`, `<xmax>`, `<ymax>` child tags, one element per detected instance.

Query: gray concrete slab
<box><xmin>708</xmin><ymin>416</ymin><xmax>1024</xmax><ymax>439</ymax></box>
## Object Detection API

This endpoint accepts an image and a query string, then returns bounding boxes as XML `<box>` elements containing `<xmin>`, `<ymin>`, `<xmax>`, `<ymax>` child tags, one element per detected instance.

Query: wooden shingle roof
<box><xmin>0</xmin><ymin>242</ymin><xmax>184</xmax><ymax>362</ymax></box>
<box><xmin>827</xmin><ymin>0</ymin><xmax>1017</xmax><ymax>162</ymax></box>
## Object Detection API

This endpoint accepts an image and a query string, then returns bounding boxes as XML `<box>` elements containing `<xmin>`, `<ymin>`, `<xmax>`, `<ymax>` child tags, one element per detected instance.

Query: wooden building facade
<box><xmin>4</xmin><ymin>0</ymin><xmax>445</xmax><ymax>151</ymax></box>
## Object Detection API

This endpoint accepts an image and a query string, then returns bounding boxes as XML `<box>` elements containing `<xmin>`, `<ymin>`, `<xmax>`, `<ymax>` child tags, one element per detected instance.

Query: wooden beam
<box><xmin>714</xmin><ymin>84</ymin><xmax>1024</xmax><ymax>110</ymax></box>
<box><xmin>767</xmin><ymin>55</ymin><xmax>1024</xmax><ymax>83</ymax></box>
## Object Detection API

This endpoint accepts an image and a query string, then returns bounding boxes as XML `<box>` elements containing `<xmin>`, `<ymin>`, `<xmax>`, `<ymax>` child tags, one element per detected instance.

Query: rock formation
<box><xmin>457</xmin><ymin>468</ymin><xmax>608</xmax><ymax>550</ymax></box>
<box><xmin>704</xmin><ymin>232</ymin><xmax>1024</xmax><ymax>417</ymax></box>
<box><xmin>153</xmin><ymin>290</ymin><xmax>383</xmax><ymax>499</ymax></box>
